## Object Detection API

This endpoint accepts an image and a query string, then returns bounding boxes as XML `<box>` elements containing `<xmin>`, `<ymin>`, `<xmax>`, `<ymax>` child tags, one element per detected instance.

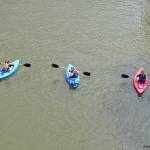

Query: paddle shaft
<box><xmin>51</xmin><ymin>63</ymin><xmax>91</xmax><ymax>76</ymax></box>
<box><xmin>0</xmin><ymin>62</ymin><xmax>31</xmax><ymax>67</ymax></box>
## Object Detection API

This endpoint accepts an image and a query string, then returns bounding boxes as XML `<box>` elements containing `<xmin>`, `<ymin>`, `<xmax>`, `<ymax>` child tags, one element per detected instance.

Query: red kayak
<box><xmin>133</xmin><ymin>68</ymin><xmax>148</xmax><ymax>95</ymax></box>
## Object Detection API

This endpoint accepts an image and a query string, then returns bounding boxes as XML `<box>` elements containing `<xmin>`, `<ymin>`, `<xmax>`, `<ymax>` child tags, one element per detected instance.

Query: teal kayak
<box><xmin>65</xmin><ymin>64</ymin><xmax>80</xmax><ymax>88</ymax></box>
<box><xmin>0</xmin><ymin>59</ymin><xmax>20</xmax><ymax>80</ymax></box>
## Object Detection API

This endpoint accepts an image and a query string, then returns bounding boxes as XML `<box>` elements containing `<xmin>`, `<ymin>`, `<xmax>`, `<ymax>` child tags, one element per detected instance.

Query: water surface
<box><xmin>0</xmin><ymin>0</ymin><xmax>150</xmax><ymax>150</ymax></box>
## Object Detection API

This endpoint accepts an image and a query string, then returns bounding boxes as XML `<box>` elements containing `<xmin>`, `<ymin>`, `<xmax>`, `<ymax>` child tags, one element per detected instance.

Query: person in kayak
<box><xmin>137</xmin><ymin>71</ymin><xmax>146</xmax><ymax>83</ymax></box>
<box><xmin>69</xmin><ymin>66</ymin><xmax>78</xmax><ymax>78</ymax></box>
<box><xmin>2</xmin><ymin>60</ymin><xmax>14</xmax><ymax>72</ymax></box>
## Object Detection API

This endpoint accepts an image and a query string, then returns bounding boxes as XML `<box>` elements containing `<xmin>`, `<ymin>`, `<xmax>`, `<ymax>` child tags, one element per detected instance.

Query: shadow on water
<box><xmin>138</xmin><ymin>93</ymin><xmax>144</xmax><ymax>102</ymax></box>
<box><xmin>137</xmin><ymin>91</ymin><xmax>150</xmax><ymax>102</ymax></box>
<box><xmin>68</xmin><ymin>85</ymin><xmax>78</xmax><ymax>90</ymax></box>
<box><xmin>68</xmin><ymin>84</ymin><xmax>80</xmax><ymax>92</ymax></box>
<box><xmin>0</xmin><ymin>77</ymin><xmax>13</xmax><ymax>87</ymax></box>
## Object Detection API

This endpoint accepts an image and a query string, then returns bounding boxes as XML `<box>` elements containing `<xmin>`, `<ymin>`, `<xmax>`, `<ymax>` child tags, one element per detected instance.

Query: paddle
<box><xmin>0</xmin><ymin>62</ymin><xmax>31</xmax><ymax>67</ymax></box>
<box><xmin>121</xmin><ymin>74</ymin><xmax>130</xmax><ymax>78</ymax></box>
<box><xmin>51</xmin><ymin>63</ymin><xmax>61</xmax><ymax>68</ymax></box>
<box><xmin>51</xmin><ymin>63</ymin><xmax>91</xmax><ymax>76</ymax></box>
<box><xmin>143</xmin><ymin>145</ymin><xmax>150</xmax><ymax>148</ymax></box>
<box><xmin>21</xmin><ymin>63</ymin><xmax>31</xmax><ymax>67</ymax></box>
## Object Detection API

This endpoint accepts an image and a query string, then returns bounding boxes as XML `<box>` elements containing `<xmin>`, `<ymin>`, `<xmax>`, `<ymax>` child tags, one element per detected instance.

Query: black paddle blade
<box><xmin>51</xmin><ymin>64</ymin><xmax>59</xmax><ymax>68</ymax></box>
<box><xmin>143</xmin><ymin>145</ymin><xmax>150</xmax><ymax>148</ymax></box>
<box><xmin>121</xmin><ymin>74</ymin><xmax>129</xmax><ymax>78</ymax></box>
<box><xmin>83</xmin><ymin>72</ymin><xmax>91</xmax><ymax>76</ymax></box>
<box><xmin>23</xmin><ymin>63</ymin><xmax>31</xmax><ymax>67</ymax></box>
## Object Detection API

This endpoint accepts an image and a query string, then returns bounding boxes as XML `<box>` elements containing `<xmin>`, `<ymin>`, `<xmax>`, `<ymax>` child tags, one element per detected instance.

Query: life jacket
<box><xmin>138</xmin><ymin>74</ymin><xmax>146</xmax><ymax>83</ymax></box>
<box><xmin>3</xmin><ymin>63</ymin><xmax>13</xmax><ymax>72</ymax></box>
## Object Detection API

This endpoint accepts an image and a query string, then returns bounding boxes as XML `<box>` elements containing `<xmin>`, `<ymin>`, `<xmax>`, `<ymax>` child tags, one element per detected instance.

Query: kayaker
<box><xmin>137</xmin><ymin>71</ymin><xmax>146</xmax><ymax>83</ymax></box>
<box><xmin>69</xmin><ymin>67</ymin><xmax>78</xmax><ymax>78</ymax></box>
<box><xmin>2</xmin><ymin>60</ymin><xmax>14</xmax><ymax>72</ymax></box>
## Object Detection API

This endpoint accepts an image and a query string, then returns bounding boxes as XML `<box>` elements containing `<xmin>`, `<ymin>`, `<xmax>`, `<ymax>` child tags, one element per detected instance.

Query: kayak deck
<box><xmin>0</xmin><ymin>60</ymin><xmax>20</xmax><ymax>80</ymax></box>
<box><xmin>133</xmin><ymin>67</ymin><xmax>148</xmax><ymax>95</ymax></box>
<box><xmin>65</xmin><ymin>64</ymin><xmax>80</xmax><ymax>88</ymax></box>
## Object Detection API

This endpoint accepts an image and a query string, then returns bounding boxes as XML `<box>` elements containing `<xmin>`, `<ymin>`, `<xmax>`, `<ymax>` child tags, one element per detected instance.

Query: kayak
<box><xmin>133</xmin><ymin>67</ymin><xmax>148</xmax><ymax>95</ymax></box>
<box><xmin>65</xmin><ymin>64</ymin><xmax>80</xmax><ymax>88</ymax></box>
<box><xmin>0</xmin><ymin>59</ymin><xmax>20</xmax><ymax>80</ymax></box>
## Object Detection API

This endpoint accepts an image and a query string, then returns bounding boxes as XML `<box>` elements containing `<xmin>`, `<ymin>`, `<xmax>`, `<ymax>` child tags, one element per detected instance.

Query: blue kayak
<box><xmin>0</xmin><ymin>59</ymin><xmax>20</xmax><ymax>80</ymax></box>
<box><xmin>65</xmin><ymin>64</ymin><xmax>80</xmax><ymax>88</ymax></box>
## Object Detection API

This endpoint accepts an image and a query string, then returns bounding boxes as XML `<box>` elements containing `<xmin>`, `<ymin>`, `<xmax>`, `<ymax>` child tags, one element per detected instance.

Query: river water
<box><xmin>0</xmin><ymin>0</ymin><xmax>150</xmax><ymax>150</ymax></box>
